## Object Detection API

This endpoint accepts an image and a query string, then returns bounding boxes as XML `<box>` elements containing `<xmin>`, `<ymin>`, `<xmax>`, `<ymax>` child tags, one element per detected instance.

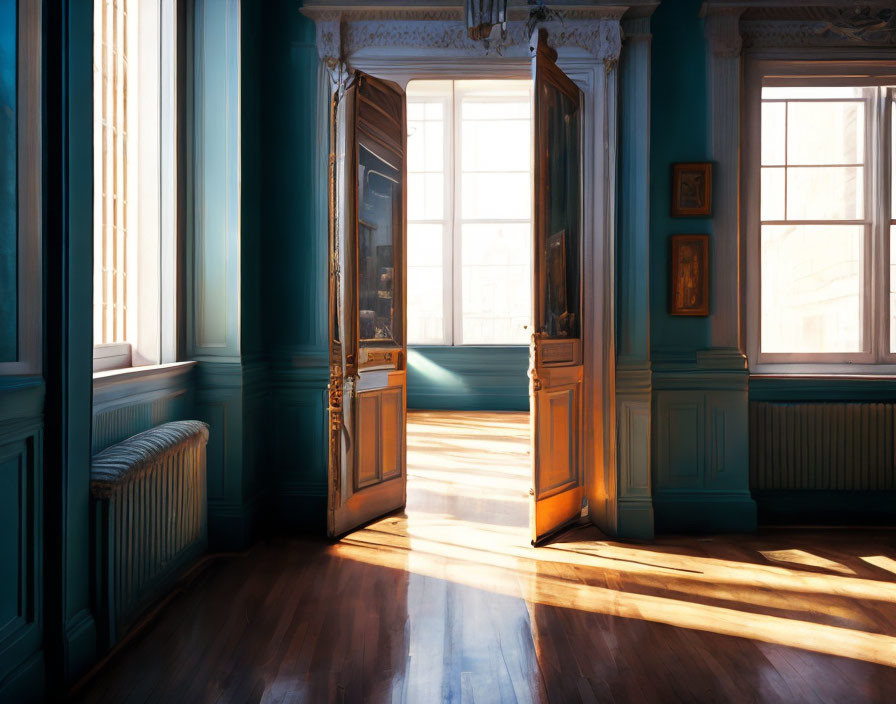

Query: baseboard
<box><xmin>654</xmin><ymin>493</ymin><xmax>757</xmax><ymax>534</ymax></box>
<box><xmin>268</xmin><ymin>493</ymin><xmax>327</xmax><ymax>534</ymax></box>
<box><xmin>208</xmin><ymin>501</ymin><xmax>258</xmax><ymax>551</ymax></box>
<box><xmin>0</xmin><ymin>650</ymin><xmax>45</xmax><ymax>704</ymax></box>
<box><xmin>64</xmin><ymin>608</ymin><xmax>97</xmax><ymax>684</ymax></box>
<box><xmin>753</xmin><ymin>490</ymin><xmax>896</xmax><ymax>525</ymax></box>
<box><xmin>616</xmin><ymin>500</ymin><xmax>655</xmax><ymax>539</ymax></box>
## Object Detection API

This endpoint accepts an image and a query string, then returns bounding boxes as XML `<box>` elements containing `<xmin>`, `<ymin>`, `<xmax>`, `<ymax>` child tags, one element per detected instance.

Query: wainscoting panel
<box><xmin>750</xmin><ymin>402</ymin><xmax>896</xmax><ymax>491</ymax></box>
<box><xmin>655</xmin><ymin>393</ymin><xmax>702</xmax><ymax>488</ymax></box>
<box><xmin>269</xmin><ymin>354</ymin><xmax>329</xmax><ymax>530</ymax></box>
<box><xmin>194</xmin><ymin>360</ymin><xmax>259</xmax><ymax>549</ymax></box>
<box><xmin>652</xmin><ymin>372</ymin><xmax>756</xmax><ymax>533</ymax></box>
<box><xmin>0</xmin><ymin>401</ymin><xmax>42</xmax><ymax>702</ymax></box>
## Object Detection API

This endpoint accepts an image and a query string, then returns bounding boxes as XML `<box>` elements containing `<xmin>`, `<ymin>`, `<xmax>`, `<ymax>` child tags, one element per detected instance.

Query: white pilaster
<box><xmin>703</xmin><ymin>7</ymin><xmax>746</xmax><ymax>367</ymax></box>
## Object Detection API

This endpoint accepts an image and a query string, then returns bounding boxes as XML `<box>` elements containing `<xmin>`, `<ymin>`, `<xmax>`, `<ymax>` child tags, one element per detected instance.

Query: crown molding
<box><xmin>299</xmin><ymin>2</ymin><xmax>650</xmax><ymax>66</ymax></box>
<box><xmin>701</xmin><ymin>1</ymin><xmax>896</xmax><ymax>49</ymax></box>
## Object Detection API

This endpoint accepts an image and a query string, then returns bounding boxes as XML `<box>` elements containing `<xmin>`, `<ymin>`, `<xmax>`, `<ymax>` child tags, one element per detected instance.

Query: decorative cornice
<box><xmin>703</xmin><ymin>7</ymin><xmax>744</xmax><ymax>58</ymax></box>
<box><xmin>621</xmin><ymin>15</ymin><xmax>651</xmax><ymax>41</ymax></box>
<box><xmin>700</xmin><ymin>3</ymin><xmax>896</xmax><ymax>49</ymax></box>
<box><xmin>301</xmin><ymin>6</ymin><xmax>624</xmax><ymax>65</ymax></box>
<box><xmin>742</xmin><ymin>15</ymin><xmax>896</xmax><ymax>48</ymax></box>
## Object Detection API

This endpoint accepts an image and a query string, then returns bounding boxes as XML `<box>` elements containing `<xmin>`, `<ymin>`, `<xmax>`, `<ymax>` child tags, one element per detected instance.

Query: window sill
<box><xmin>750</xmin><ymin>364</ymin><xmax>896</xmax><ymax>377</ymax></box>
<box><xmin>749</xmin><ymin>372</ymin><xmax>896</xmax><ymax>402</ymax></box>
<box><xmin>93</xmin><ymin>361</ymin><xmax>196</xmax><ymax>389</ymax></box>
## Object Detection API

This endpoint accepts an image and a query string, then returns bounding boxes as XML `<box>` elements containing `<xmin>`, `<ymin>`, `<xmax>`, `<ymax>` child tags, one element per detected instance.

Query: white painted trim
<box><xmin>160</xmin><ymin>0</ymin><xmax>179</xmax><ymax>364</ymax></box>
<box><xmin>92</xmin><ymin>360</ymin><xmax>196</xmax><ymax>391</ymax></box>
<box><xmin>704</xmin><ymin>6</ymin><xmax>744</xmax><ymax>358</ymax></box>
<box><xmin>93</xmin><ymin>342</ymin><xmax>133</xmax><ymax>373</ymax></box>
<box><xmin>0</xmin><ymin>0</ymin><xmax>42</xmax><ymax>376</ymax></box>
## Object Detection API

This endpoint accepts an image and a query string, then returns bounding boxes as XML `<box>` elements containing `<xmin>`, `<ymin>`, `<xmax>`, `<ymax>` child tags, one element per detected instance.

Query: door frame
<box><xmin>302</xmin><ymin>8</ymin><xmax>623</xmax><ymax>536</ymax></box>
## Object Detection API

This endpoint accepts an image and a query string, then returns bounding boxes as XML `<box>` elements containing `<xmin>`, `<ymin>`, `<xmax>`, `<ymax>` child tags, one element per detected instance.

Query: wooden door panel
<box><xmin>380</xmin><ymin>387</ymin><xmax>403</xmax><ymax>481</ymax></box>
<box><xmin>530</xmin><ymin>29</ymin><xmax>585</xmax><ymax>545</ymax></box>
<box><xmin>536</xmin><ymin>385</ymin><xmax>579</xmax><ymax>497</ymax></box>
<box><xmin>356</xmin><ymin>392</ymin><xmax>381</xmax><ymax>489</ymax></box>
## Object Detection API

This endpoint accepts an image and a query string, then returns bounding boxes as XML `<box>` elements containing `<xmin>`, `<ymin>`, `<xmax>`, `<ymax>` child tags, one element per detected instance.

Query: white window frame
<box><xmin>92</xmin><ymin>0</ymin><xmax>178</xmax><ymax>373</ymax></box>
<box><xmin>407</xmin><ymin>79</ymin><xmax>533</xmax><ymax>347</ymax></box>
<box><xmin>745</xmin><ymin>59</ymin><xmax>896</xmax><ymax>374</ymax></box>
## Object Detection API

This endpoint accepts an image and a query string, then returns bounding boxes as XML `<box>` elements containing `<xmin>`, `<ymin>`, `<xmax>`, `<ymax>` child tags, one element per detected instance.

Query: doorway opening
<box><xmin>405</xmin><ymin>79</ymin><xmax>534</xmax><ymax>538</ymax></box>
<box><xmin>328</xmin><ymin>36</ymin><xmax>586</xmax><ymax>543</ymax></box>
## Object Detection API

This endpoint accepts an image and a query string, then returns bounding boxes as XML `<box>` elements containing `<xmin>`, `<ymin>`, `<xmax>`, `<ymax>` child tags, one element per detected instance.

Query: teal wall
<box><xmin>261</xmin><ymin>1</ymin><xmax>329</xmax><ymax>529</ymax></box>
<box><xmin>649</xmin><ymin>0</ymin><xmax>710</xmax><ymax>360</ymax></box>
<box><xmin>408</xmin><ymin>347</ymin><xmax>529</xmax><ymax>411</ymax></box>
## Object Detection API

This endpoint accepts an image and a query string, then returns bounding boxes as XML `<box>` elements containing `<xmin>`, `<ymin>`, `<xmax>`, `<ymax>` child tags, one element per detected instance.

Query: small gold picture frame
<box><xmin>669</xmin><ymin>234</ymin><xmax>709</xmax><ymax>316</ymax></box>
<box><xmin>671</xmin><ymin>162</ymin><xmax>712</xmax><ymax>217</ymax></box>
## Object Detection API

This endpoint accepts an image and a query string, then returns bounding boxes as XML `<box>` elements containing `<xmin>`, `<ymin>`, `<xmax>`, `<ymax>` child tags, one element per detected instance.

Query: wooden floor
<box><xmin>74</xmin><ymin>410</ymin><xmax>896</xmax><ymax>703</ymax></box>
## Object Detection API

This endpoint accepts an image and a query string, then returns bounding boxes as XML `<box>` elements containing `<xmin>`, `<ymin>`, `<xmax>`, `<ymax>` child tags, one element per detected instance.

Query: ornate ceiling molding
<box><xmin>701</xmin><ymin>2</ymin><xmax>896</xmax><ymax>50</ymax></box>
<box><xmin>301</xmin><ymin>4</ymin><xmax>628</xmax><ymax>67</ymax></box>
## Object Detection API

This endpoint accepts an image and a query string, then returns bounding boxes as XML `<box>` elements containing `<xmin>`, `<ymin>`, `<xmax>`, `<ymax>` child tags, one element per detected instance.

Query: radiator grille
<box><xmin>750</xmin><ymin>402</ymin><xmax>896</xmax><ymax>490</ymax></box>
<box><xmin>91</xmin><ymin>420</ymin><xmax>208</xmax><ymax>649</ymax></box>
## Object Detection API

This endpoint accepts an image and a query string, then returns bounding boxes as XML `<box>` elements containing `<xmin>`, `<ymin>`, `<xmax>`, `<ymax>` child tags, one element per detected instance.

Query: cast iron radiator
<box><xmin>90</xmin><ymin>420</ymin><xmax>209</xmax><ymax>650</ymax></box>
<box><xmin>750</xmin><ymin>402</ymin><xmax>896</xmax><ymax>490</ymax></box>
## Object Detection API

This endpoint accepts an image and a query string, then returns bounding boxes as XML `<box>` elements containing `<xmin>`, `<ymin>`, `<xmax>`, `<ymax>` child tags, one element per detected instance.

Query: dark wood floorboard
<box><xmin>72</xmin><ymin>411</ymin><xmax>896</xmax><ymax>703</ymax></box>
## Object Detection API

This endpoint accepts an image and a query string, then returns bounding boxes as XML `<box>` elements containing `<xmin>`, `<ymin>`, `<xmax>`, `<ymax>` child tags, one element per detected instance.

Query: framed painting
<box><xmin>669</xmin><ymin>234</ymin><xmax>709</xmax><ymax>316</ymax></box>
<box><xmin>671</xmin><ymin>162</ymin><xmax>712</xmax><ymax>217</ymax></box>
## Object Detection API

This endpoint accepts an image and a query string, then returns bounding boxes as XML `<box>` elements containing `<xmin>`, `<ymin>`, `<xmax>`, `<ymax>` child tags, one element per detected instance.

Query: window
<box><xmin>93</xmin><ymin>0</ymin><xmax>176</xmax><ymax>371</ymax></box>
<box><xmin>406</xmin><ymin>80</ymin><xmax>532</xmax><ymax>346</ymax></box>
<box><xmin>756</xmin><ymin>78</ymin><xmax>895</xmax><ymax>365</ymax></box>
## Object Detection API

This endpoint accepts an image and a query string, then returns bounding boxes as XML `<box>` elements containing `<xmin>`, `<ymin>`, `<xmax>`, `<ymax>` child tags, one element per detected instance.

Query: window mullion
<box><xmin>866</xmin><ymin>88</ymin><xmax>878</xmax><ymax>361</ymax></box>
<box><xmin>451</xmin><ymin>81</ymin><xmax>463</xmax><ymax>346</ymax></box>
<box><xmin>883</xmin><ymin>89</ymin><xmax>894</xmax><ymax>359</ymax></box>
<box><xmin>870</xmin><ymin>87</ymin><xmax>889</xmax><ymax>362</ymax></box>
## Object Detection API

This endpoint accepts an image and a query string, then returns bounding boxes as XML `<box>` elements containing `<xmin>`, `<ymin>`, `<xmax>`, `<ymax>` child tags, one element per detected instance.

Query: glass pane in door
<box><xmin>541</xmin><ymin>83</ymin><xmax>580</xmax><ymax>340</ymax></box>
<box><xmin>358</xmin><ymin>142</ymin><xmax>401</xmax><ymax>344</ymax></box>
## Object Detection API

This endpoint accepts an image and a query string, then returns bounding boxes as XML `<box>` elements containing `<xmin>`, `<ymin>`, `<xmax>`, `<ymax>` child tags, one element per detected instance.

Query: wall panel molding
<box><xmin>0</xmin><ymin>426</ymin><xmax>42</xmax><ymax>701</ymax></box>
<box><xmin>653</xmin><ymin>365</ymin><xmax>755</xmax><ymax>533</ymax></box>
<box><xmin>188</xmin><ymin>0</ymin><xmax>241</xmax><ymax>359</ymax></box>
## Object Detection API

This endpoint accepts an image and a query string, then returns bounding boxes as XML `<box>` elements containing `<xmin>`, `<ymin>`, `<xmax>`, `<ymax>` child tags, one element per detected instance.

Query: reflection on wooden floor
<box><xmin>75</xmin><ymin>411</ymin><xmax>896</xmax><ymax>703</ymax></box>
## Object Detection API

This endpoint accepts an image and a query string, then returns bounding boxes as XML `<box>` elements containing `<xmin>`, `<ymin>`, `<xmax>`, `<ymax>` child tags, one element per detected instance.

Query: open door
<box><xmin>529</xmin><ymin>30</ymin><xmax>585</xmax><ymax>545</ymax></box>
<box><xmin>328</xmin><ymin>71</ymin><xmax>408</xmax><ymax>538</ymax></box>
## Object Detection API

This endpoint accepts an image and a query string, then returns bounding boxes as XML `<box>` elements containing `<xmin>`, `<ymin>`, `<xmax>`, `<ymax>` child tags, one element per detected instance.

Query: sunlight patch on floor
<box><xmin>337</xmin><ymin>410</ymin><xmax>896</xmax><ymax>670</ymax></box>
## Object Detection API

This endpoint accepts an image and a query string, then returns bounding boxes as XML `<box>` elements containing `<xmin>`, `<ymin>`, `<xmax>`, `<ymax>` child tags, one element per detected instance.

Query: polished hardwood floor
<box><xmin>74</xmin><ymin>411</ymin><xmax>896</xmax><ymax>703</ymax></box>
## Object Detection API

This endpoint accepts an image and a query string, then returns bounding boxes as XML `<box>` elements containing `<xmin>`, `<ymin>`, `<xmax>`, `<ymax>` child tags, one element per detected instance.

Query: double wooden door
<box><xmin>328</xmin><ymin>31</ymin><xmax>585</xmax><ymax>544</ymax></box>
